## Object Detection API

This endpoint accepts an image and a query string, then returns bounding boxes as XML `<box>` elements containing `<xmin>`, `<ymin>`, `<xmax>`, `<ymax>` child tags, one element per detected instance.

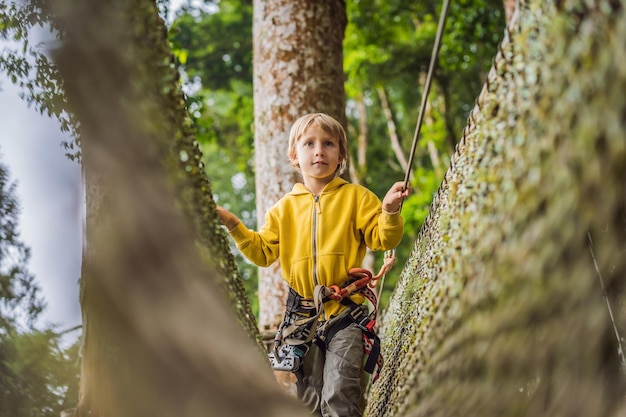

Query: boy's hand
<box><xmin>382</xmin><ymin>181</ymin><xmax>411</xmax><ymax>213</ymax></box>
<box><xmin>216</xmin><ymin>205</ymin><xmax>241</xmax><ymax>231</ymax></box>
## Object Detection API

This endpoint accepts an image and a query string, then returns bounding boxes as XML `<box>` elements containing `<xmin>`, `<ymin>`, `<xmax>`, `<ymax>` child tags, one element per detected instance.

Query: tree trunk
<box><xmin>437</xmin><ymin>73</ymin><xmax>458</xmax><ymax>151</ymax></box>
<box><xmin>51</xmin><ymin>0</ymin><xmax>303</xmax><ymax>415</ymax></box>
<box><xmin>503</xmin><ymin>0</ymin><xmax>517</xmax><ymax>25</ymax></box>
<box><xmin>252</xmin><ymin>0</ymin><xmax>347</xmax><ymax>333</ymax></box>
<box><xmin>355</xmin><ymin>92</ymin><xmax>368</xmax><ymax>180</ymax></box>
<box><xmin>367</xmin><ymin>2</ymin><xmax>626</xmax><ymax>416</ymax></box>
<box><xmin>377</xmin><ymin>86</ymin><xmax>408</xmax><ymax>173</ymax></box>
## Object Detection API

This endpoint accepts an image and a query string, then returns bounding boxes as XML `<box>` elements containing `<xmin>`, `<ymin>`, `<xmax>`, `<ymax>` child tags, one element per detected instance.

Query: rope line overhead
<box><xmin>403</xmin><ymin>0</ymin><xmax>452</xmax><ymax>191</ymax></box>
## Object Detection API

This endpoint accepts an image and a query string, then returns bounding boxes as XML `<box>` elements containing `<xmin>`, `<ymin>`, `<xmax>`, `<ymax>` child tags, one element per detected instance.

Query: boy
<box><xmin>217</xmin><ymin>112</ymin><xmax>409</xmax><ymax>416</ymax></box>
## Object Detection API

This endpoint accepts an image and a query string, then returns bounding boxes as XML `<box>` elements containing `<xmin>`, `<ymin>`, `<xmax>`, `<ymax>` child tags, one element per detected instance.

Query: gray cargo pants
<box><xmin>296</xmin><ymin>322</ymin><xmax>364</xmax><ymax>417</ymax></box>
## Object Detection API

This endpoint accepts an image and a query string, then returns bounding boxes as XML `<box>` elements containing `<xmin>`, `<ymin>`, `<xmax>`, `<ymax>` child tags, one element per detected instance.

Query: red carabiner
<box><xmin>327</xmin><ymin>285</ymin><xmax>343</xmax><ymax>301</ymax></box>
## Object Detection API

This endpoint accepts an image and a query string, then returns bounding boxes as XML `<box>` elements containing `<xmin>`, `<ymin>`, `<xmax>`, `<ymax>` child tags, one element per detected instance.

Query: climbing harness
<box><xmin>269</xmin><ymin>287</ymin><xmax>322</xmax><ymax>372</ymax></box>
<box><xmin>269</xmin><ymin>268</ymin><xmax>386</xmax><ymax>381</ymax></box>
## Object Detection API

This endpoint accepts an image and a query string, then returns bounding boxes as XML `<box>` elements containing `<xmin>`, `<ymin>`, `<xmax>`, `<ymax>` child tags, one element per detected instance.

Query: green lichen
<box><xmin>366</xmin><ymin>2</ymin><xmax>626</xmax><ymax>416</ymax></box>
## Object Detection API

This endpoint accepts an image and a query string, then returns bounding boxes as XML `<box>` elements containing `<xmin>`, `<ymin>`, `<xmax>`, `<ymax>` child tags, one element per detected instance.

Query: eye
<box><xmin>325</xmin><ymin>140</ymin><xmax>335</xmax><ymax>147</ymax></box>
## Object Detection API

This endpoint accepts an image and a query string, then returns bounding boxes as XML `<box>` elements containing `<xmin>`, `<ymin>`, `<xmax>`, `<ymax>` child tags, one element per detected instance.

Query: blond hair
<box><xmin>287</xmin><ymin>113</ymin><xmax>348</xmax><ymax>176</ymax></box>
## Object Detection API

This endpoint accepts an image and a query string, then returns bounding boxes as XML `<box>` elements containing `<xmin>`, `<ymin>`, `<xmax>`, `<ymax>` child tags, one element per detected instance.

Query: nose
<box><xmin>315</xmin><ymin>143</ymin><xmax>325</xmax><ymax>155</ymax></box>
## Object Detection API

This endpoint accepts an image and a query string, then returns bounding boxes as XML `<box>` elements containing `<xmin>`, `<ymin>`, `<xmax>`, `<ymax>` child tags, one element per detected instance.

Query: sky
<box><xmin>0</xmin><ymin>0</ymin><xmax>206</xmax><ymax>333</ymax></box>
<box><xmin>0</xmin><ymin>77</ymin><xmax>83</xmax><ymax>331</ymax></box>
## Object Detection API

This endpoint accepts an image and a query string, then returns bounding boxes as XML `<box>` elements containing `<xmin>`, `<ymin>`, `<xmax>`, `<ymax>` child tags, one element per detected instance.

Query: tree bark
<box><xmin>252</xmin><ymin>0</ymin><xmax>347</xmax><ymax>332</ymax></box>
<box><xmin>51</xmin><ymin>0</ymin><xmax>303</xmax><ymax>415</ymax></box>
<box><xmin>503</xmin><ymin>0</ymin><xmax>517</xmax><ymax>25</ymax></box>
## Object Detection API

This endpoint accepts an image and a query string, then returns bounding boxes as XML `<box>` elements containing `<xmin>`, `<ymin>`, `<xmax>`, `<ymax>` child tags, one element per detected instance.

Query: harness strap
<box><xmin>273</xmin><ymin>269</ymin><xmax>385</xmax><ymax>380</ymax></box>
<box><xmin>339</xmin><ymin>297</ymin><xmax>383</xmax><ymax>379</ymax></box>
<box><xmin>280</xmin><ymin>286</ymin><xmax>326</xmax><ymax>346</ymax></box>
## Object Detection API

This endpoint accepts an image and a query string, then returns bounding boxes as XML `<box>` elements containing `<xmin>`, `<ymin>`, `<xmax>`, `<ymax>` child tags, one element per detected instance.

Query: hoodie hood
<box><xmin>289</xmin><ymin>177</ymin><xmax>349</xmax><ymax>196</ymax></box>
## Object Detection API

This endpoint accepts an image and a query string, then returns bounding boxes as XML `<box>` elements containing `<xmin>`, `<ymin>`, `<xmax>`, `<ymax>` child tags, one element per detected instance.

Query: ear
<box><xmin>289</xmin><ymin>154</ymin><xmax>300</xmax><ymax>169</ymax></box>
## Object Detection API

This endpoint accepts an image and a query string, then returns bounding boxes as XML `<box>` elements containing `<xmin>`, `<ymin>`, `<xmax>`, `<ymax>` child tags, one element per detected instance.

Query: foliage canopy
<box><xmin>168</xmin><ymin>0</ymin><xmax>505</xmax><ymax>312</ymax></box>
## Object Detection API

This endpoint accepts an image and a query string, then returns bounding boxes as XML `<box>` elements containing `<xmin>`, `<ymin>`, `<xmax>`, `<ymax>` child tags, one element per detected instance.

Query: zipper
<box><xmin>312</xmin><ymin>194</ymin><xmax>327</xmax><ymax>323</ymax></box>
<box><xmin>312</xmin><ymin>195</ymin><xmax>320</xmax><ymax>287</ymax></box>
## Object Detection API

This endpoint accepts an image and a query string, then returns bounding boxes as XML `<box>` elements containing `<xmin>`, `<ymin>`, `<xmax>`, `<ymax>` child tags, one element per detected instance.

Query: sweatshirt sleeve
<box><xmin>359</xmin><ymin>188</ymin><xmax>405</xmax><ymax>251</ymax></box>
<box><xmin>228</xmin><ymin>210</ymin><xmax>280</xmax><ymax>267</ymax></box>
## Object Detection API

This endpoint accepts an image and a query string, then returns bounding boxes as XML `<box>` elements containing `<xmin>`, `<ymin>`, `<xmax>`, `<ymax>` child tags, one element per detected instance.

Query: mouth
<box><xmin>313</xmin><ymin>161</ymin><xmax>327</xmax><ymax>165</ymax></box>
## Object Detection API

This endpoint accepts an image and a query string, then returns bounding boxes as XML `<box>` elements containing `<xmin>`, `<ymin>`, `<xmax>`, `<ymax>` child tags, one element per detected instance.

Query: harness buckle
<box><xmin>349</xmin><ymin>304</ymin><xmax>376</xmax><ymax>332</ymax></box>
<box><xmin>357</xmin><ymin>315</ymin><xmax>376</xmax><ymax>332</ymax></box>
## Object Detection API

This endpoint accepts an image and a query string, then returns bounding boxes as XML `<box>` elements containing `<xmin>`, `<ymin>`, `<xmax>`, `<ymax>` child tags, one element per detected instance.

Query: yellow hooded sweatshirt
<box><xmin>228</xmin><ymin>177</ymin><xmax>405</xmax><ymax>319</ymax></box>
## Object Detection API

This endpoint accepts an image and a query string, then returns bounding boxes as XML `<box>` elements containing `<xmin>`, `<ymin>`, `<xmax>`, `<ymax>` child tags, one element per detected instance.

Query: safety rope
<box><xmin>403</xmin><ymin>0</ymin><xmax>452</xmax><ymax>191</ymax></box>
<box><xmin>374</xmin><ymin>0</ymin><xmax>452</xmax><ymax>305</ymax></box>
<box><xmin>587</xmin><ymin>232</ymin><xmax>626</xmax><ymax>372</ymax></box>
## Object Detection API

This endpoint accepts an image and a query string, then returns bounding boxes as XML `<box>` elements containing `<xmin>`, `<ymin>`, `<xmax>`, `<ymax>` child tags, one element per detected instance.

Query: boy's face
<box><xmin>294</xmin><ymin>123</ymin><xmax>343</xmax><ymax>183</ymax></box>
